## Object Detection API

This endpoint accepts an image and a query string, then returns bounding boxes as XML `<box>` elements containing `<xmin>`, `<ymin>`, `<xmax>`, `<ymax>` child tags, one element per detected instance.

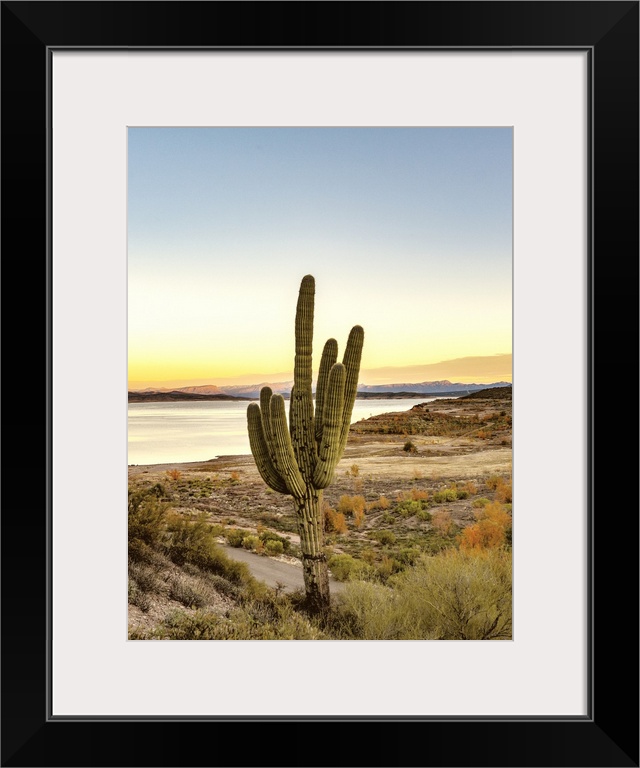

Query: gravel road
<box><xmin>221</xmin><ymin>545</ymin><xmax>344</xmax><ymax>594</ymax></box>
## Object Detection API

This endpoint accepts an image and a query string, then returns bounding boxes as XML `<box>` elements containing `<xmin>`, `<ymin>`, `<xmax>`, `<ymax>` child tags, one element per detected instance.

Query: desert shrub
<box><xmin>403</xmin><ymin>440</ymin><xmax>417</xmax><ymax>453</ymax></box>
<box><xmin>463</xmin><ymin>481</ymin><xmax>478</xmax><ymax>495</ymax></box>
<box><xmin>421</xmin><ymin>533</ymin><xmax>455</xmax><ymax>555</ymax></box>
<box><xmin>225</xmin><ymin>528</ymin><xmax>246</xmax><ymax>548</ymax></box>
<box><xmin>265</xmin><ymin>540</ymin><xmax>284</xmax><ymax>556</ymax></box>
<box><xmin>324</xmin><ymin>505</ymin><xmax>348</xmax><ymax>534</ymax></box>
<box><xmin>181</xmin><ymin>565</ymin><xmax>243</xmax><ymax>600</ymax></box>
<box><xmin>328</xmin><ymin>581</ymin><xmax>397</xmax><ymax>639</ymax></box>
<box><xmin>328</xmin><ymin>554</ymin><xmax>372</xmax><ymax>582</ymax></box>
<box><xmin>128</xmin><ymin>584</ymin><xmax>152</xmax><ymax>613</ymax></box>
<box><xmin>361</xmin><ymin>548</ymin><xmax>376</xmax><ymax>565</ymax></box>
<box><xmin>206</xmin><ymin>574</ymin><xmax>242</xmax><ymax>599</ymax></box>
<box><xmin>128</xmin><ymin>538</ymin><xmax>167</xmax><ymax>567</ymax></box>
<box><xmin>381</xmin><ymin>512</ymin><xmax>395</xmax><ymax>526</ymax></box>
<box><xmin>128</xmin><ymin>488</ymin><xmax>168</xmax><ymax>547</ymax></box>
<box><xmin>242</xmin><ymin>535</ymin><xmax>261</xmax><ymax>551</ymax></box>
<box><xmin>229</xmin><ymin>471</ymin><xmax>240</xmax><ymax>483</ymax></box>
<box><xmin>486</xmin><ymin>475</ymin><xmax>501</xmax><ymax>491</ymax></box>
<box><xmin>495</xmin><ymin>478</ymin><xmax>512</xmax><ymax>504</ymax></box>
<box><xmin>431</xmin><ymin>509</ymin><xmax>456</xmax><ymax>536</ymax></box>
<box><xmin>165</xmin><ymin>516</ymin><xmax>251</xmax><ymax>585</ymax></box>
<box><xmin>459</xmin><ymin>502</ymin><xmax>512</xmax><ymax>552</ymax></box>
<box><xmin>349</xmin><ymin>464</ymin><xmax>360</xmax><ymax>477</ymax></box>
<box><xmin>353</xmin><ymin>508</ymin><xmax>366</xmax><ymax>528</ymax></box>
<box><xmin>396</xmin><ymin>547</ymin><xmax>421</xmax><ymax>566</ymax></box>
<box><xmin>377</xmin><ymin>555</ymin><xmax>402</xmax><ymax>581</ymax></box>
<box><xmin>455</xmin><ymin>489</ymin><xmax>469</xmax><ymax>500</ymax></box>
<box><xmin>367</xmin><ymin>495</ymin><xmax>390</xmax><ymax>512</ymax></box>
<box><xmin>369</xmin><ymin>530</ymin><xmax>396</xmax><ymax>546</ymax></box>
<box><xmin>334</xmin><ymin>549</ymin><xmax>511</xmax><ymax>640</ymax></box>
<box><xmin>396</xmin><ymin>499</ymin><xmax>429</xmax><ymax>517</ymax></box>
<box><xmin>259</xmin><ymin>530</ymin><xmax>290</xmax><ymax>552</ymax></box>
<box><xmin>393</xmin><ymin>549</ymin><xmax>512</xmax><ymax>639</ymax></box>
<box><xmin>410</xmin><ymin>489</ymin><xmax>429</xmax><ymax>501</ymax></box>
<box><xmin>472</xmin><ymin>497</ymin><xmax>491</xmax><ymax>509</ymax></box>
<box><xmin>146</xmin><ymin>602</ymin><xmax>325</xmax><ymax>640</ymax></box>
<box><xmin>168</xmin><ymin>575</ymin><xmax>210</xmax><ymax>609</ymax></box>
<box><xmin>128</xmin><ymin>561</ymin><xmax>161</xmax><ymax>594</ymax></box>
<box><xmin>337</xmin><ymin>495</ymin><xmax>366</xmax><ymax>517</ymax></box>
<box><xmin>165</xmin><ymin>469</ymin><xmax>182</xmax><ymax>481</ymax></box>
<box><xmin>433</xmin><ymin>488</ymin><xmax>457</xmax><ymax>503</ymax></box>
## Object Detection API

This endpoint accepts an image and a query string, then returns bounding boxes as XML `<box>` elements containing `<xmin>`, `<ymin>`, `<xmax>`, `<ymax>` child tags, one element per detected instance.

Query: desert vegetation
<box><xmin>129</xmin><ymin>384</ymin><xmax>512</xmax><ymax>640</ymax></box>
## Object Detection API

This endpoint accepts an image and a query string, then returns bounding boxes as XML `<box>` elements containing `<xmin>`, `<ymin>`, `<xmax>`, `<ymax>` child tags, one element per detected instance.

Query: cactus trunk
<box><xmin>295</xmin><ymin>489</ymin><xmax>330</xmax><ymax>613</ymax></box>
<box><xmin>247</xmin><ymin>275</ymin><xmax>364</xmax><ymax>614</ymax></box>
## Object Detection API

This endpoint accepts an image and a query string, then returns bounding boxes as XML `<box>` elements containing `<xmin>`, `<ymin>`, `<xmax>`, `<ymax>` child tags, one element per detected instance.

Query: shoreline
<box><xmin>128</xmin><ymin>389</ymin><xmax>512</xmax><ymax>475</ymax></box>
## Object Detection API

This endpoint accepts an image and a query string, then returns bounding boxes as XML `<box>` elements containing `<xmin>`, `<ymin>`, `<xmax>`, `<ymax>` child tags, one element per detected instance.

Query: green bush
<box><xmin>433</xmin><ymin>489</ymin><xmax>458</xmax><ymax>503</ymax></box>
<box><xmin>165</xmin><ymin>516</ymin><xmax>251</xmax><ymax>585</ymax></box>
<box><xmin>128</xmin><ymin>488</ymin><xmax>168</xmax><ymax>547</ymax></box>
<box><xmin>396</xmin><ymin>499</ymin><xmax>429</xmax><ymax>517</ymax></box>
<box><xmin>128</xmin><ymin>538</ymin><xmax>166</xmax><ymax>566</ymax></box>
<box><xmin>265</xmin><ymin>540</ymin><xmax>284</xmax><ymax>556</ymax></box>
<box><xmin>368</xmin><ymin>530</ymin><xmax>397</xmax><ymax>546</ymax></box>
<box><xmin>259</xmin><ymin>530</ymin><xmax>291</xmax><ymax>552</ymax></box>
<box><xmin>242</xmin><ymin>535</ymin><xmax>261</xmax><ymax>551</ymax></box>
<box><xmin>328</xmin><ymin>554</ymin><xmax>372</xmax><ymax>582</ymax></box>
<box><xmin>396</xmin><ymin>547</ymin><xmax>421</xmax><ymax>566</ymax></box>
<box><xmin>225</xmin><ymin>528</ymin><xmax>246</xmax><ymax>547</ymax></box>
<box><xmin>333</xmin><ymin>549</ymin><xmax>512</xmax><ymax>640</ymax></box>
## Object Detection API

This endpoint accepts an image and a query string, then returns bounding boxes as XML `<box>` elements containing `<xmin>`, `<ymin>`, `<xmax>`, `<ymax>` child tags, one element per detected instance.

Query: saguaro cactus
<box><xmin>247</xmin><ymin>275</ymin><xmax>364</xmax><ymax>613</ymax></box>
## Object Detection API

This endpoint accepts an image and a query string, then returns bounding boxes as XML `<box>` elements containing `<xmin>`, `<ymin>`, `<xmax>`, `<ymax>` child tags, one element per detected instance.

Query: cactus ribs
<box><xmin>247</xmin><ymin>275</ymin><xmax>364</xmax><ymax>613</ymax></box>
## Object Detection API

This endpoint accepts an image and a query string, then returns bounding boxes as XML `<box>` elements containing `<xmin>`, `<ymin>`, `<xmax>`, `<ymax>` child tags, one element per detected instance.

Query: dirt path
<box><xmin>220</xmin><ymin>545</ymin><xmax>344</xmax><ymax>594</ymax></box>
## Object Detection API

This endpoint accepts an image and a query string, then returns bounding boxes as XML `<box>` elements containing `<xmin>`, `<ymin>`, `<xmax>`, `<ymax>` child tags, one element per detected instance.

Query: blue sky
<box><xmin>128</xmin><ymin>127</ymin><xmax>512</xmax><ymax>387</ymax></box>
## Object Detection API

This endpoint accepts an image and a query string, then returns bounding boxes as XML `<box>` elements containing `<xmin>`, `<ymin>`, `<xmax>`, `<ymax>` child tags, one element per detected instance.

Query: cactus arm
<box><xmin>338</xmin><ymin>324</ymin><xmax>365</xmax><ymax>453</ymax></box>
<box><xmin>270</xmin><ymin>394</ymin><xmax>306</xmax><ymax>498</ymax></box>
<box><xmin>314</xmin><ymin>338</ymin><xmax>338</xmax><ymax>444</ymax></box>
<box><xmin>247</xmin><ymin>403</ymin><xmax>289</xmax><ymax>494</ymax></box>
<box><xmin>294</xmin><ymin>275</ymin><xmax>315</xmax><ymax>387</ymax></box>
<box><xmin>313</xmin><ymin>362</ymin><xmax>346</xmax><ymax>489</ymax></box>
<box><xmin>290</xmin><ymin>274</ymin><xmax>317</xmax><ymax>482</ymax></box>
<box><xmin>259</xmin><ymin>386</ymin><xmax>278</xmax><ymax>464</ymax></box>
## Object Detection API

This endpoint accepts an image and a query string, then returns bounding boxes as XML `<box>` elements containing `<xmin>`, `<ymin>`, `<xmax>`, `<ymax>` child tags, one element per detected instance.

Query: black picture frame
<box><xmin>2</xmin><ymin>2</ymin><xmax>638</xmax><ymax>766</ymax></box>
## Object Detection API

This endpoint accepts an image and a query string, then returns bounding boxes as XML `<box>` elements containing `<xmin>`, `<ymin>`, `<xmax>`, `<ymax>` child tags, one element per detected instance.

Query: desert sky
<box><xmin>128</xmin><ymin>128</ymin><xmax>512</xmax><ymax>389</ymax></box>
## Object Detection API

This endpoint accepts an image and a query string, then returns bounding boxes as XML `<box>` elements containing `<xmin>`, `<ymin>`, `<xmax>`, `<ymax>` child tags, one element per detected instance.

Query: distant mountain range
<box><xmin>129</xmin><ymin>380</ymin><xmax>511</xmax><ymax>402</ymax></box>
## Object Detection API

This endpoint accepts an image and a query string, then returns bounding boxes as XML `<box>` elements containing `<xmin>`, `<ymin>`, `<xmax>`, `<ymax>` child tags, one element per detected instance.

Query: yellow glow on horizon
<box><xmin>128</xmin><ymin>353</ymin><xmax>512</xmax><ymax>390</ymax></box>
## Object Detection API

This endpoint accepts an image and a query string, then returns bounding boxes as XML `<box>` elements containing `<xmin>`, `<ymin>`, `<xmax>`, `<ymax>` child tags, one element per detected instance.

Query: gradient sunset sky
<box><xmin>128</xmin><ymin>127</ymin><xmax>512</xmax><ymax>388</ymax></box>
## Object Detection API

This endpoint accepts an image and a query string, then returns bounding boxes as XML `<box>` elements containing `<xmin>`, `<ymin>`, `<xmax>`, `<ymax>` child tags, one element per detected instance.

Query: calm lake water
<box><xmin>128</xmin><ymin>398</ymin><xmax>446</xmax><ymax>466</ymax></box>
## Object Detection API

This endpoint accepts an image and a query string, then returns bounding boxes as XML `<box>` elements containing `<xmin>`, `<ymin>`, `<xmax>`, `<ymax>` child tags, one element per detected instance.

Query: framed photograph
<box><xmin>2</xmin><ymin>2</ymin><xmax>637</xmax><ymax>766</ymax></box>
